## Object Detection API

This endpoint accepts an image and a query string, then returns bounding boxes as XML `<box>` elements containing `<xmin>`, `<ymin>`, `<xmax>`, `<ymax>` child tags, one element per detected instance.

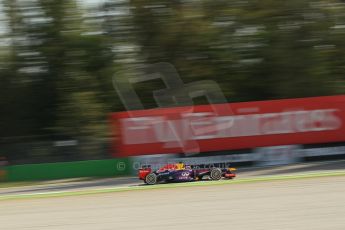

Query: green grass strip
<box><xmin>1</xmin><ymin>170</ymin><xmax>345</xmax><ymax>201</ymax></box>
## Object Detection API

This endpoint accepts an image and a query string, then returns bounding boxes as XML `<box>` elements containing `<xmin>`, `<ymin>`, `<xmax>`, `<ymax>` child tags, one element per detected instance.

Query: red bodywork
<box><xmin>138</xmin><ymin>168</ymin><xmax>151</xmax><ymax>180</ymax></box>
<box><xmin>139</xmin><ymin>164</ymin><xmax>177</xmax><ymax>180</ymax></box>
<box><xmin>156</xmin><ymin>164</ymin><xmax>178</xmax><ymax>172</ymax></box>
<box><xmin>225</xmin><ymin>173</ymin><xmax>236</xmax><ymax>179</ymax></box>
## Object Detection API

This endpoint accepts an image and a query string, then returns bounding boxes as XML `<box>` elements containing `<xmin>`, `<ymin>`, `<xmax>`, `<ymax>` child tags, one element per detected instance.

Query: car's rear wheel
<box><xmin>210</xmin><ymin>168</ymin><xmax>222</xmax><ymax>181</ymax></box>
<box><xmin>145</xmin><ymin>173</ymin><xmax>157</xmax><ymax>185</ymax></box>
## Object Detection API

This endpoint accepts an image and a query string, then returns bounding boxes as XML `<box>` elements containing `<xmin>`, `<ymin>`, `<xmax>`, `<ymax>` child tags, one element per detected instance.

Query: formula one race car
<box><xmin>139</xmin><ymin>163</ymin><xmax>236</xmax><ymax>185</ymax></box>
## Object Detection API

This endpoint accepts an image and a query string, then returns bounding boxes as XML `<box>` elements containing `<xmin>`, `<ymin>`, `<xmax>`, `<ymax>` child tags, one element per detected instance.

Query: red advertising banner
<box><xmin>111</xmin><ymin>95</ymin><xmax>345</xmax><ymax>157</ymax></box>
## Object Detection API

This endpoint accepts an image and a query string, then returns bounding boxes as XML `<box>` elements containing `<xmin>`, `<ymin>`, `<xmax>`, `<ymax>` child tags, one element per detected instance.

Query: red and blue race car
<box><xmin>139</xmin><ymin>163</ymin><xmax>236</xmax><ymax>185</ymax></box>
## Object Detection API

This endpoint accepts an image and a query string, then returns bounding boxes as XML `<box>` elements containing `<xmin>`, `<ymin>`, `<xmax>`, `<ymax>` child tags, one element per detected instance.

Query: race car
<box><xmin>139</xmin><ymin>162</ymin><xmax>236</xmax><ymax>185</ymax></box>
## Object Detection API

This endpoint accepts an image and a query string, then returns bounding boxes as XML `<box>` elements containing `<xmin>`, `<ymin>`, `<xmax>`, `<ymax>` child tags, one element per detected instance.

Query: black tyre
<box><xmin>145</xmin><ymin>173</ymin><xmax>158</xmax><ymax>185</ymax></box>
<box><xmin>210</xmin><ymin>168</ymin><xmax>222</xmax><ymax>181</ymax></box>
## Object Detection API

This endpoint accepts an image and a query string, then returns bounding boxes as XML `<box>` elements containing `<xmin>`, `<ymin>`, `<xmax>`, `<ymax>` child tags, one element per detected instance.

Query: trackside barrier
<box><xmin>3</xmin><ymin>158</ymin><xmax>131</xmax><ymax>182</ymax></box>
<box><xmin>129</xmin><ymin>144</ymin><xmax>345</xmax><ymax>174</ymax></box>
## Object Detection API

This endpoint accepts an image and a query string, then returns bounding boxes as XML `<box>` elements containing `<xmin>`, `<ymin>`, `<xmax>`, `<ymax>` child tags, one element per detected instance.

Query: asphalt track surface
<box><xmin>0</xmin><ymin>174</ymin><xmax>344</xmax><ymax>230</ymax></box>
<box><xmin>0</xmin><ymin>160</ymin><xmax>344</xmax><ymax>230</ymax></box>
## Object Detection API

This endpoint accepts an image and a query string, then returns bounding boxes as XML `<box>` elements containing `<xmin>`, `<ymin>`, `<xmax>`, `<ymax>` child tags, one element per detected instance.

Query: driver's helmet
<box><xmin>176</xmin><ymin>162</ymin><xmax>185</xmax><ymax>170</ymax></box>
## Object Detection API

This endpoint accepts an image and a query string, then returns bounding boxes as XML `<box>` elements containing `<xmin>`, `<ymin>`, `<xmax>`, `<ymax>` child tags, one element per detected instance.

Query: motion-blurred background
<box><xmin>1</xmin><ymin>0</ymin><xmax>345</xmax><ymax>167</ymax></box>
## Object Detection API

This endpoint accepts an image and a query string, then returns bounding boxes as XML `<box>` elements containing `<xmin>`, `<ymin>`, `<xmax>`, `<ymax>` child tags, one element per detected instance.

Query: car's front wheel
<box><xmin>145</xmin><ymin>173</ymin><xmax>158</xmax><ymax>185</ymax></box>
<box><xmin>210</xmin><ymin>168</ymin><xmax>222</xmax><ymax>181</ymax></box>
